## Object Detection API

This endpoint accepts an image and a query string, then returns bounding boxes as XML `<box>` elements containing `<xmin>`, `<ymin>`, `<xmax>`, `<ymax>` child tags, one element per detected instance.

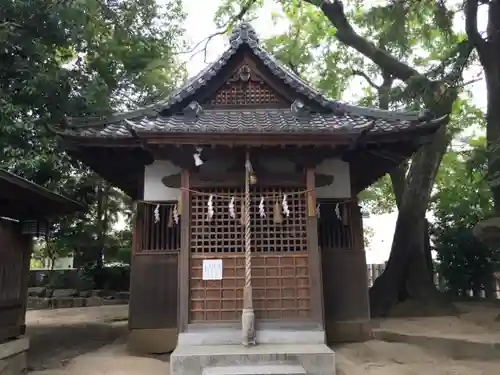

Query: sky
<box><xmin>176</xmin><ymin>0</ymin><xmax>487</xmax><ymax>264</ymax></box>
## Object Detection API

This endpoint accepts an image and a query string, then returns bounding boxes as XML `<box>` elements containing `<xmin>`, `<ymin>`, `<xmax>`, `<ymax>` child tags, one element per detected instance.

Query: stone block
<box><xmin>52</xmin><ymin>289</ymin><xmax>78</xmax><ymax>298</ymax></box>
<box><xmin>54</xmin><ymin>297</ymin><xmax>74</xmax><ymax>309</ymax></box>
<box><xmin>27</xmin><ymin>287</ymin><xmax>46</xmax><ymax>297</ymax></box>
<box><xmin>116</xmin><ymin>291</ymin><xmax>130</xmax><ymax>300</ymax></box>
<box><xmin>91</xmin><ymin>290</ymin><xmax>108</xmax><ymax>297</ymax></box>
<box><xmin>72</xmin><ymin>297</ymin><xmax>85</xmax><ymax>307</ymax></box>
<box><xmin>78</xmin><ymin>290</ymin><xmax>92</xmax><ymax>298</ymax></box>
<box><xmin>32</xmin><ymin>298</ymin><xmax>50</xmax><ymax>310</ymax></box>
<box><xmin>86</xmin><ymin>296</ymin><xmax>103</xmax><ymax>307</ymax></box>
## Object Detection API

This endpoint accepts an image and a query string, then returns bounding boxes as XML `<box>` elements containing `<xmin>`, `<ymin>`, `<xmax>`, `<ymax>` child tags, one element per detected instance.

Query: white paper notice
<box><xmin>202</xmin><ymin>259</ymin><xmax>223</xmax><ymax>280</ymax></box>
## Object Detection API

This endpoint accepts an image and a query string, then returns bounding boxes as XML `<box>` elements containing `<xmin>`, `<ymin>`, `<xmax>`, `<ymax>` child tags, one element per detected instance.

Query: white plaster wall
<box><xmin>315</xmin><ymin>158</ymin><xmax>351</xmax><ymax>198</ymax></box>
<box><xmin>143</xmin><ymin>160</ymin><xmax>181</xmax><ymax>201</ymax></box>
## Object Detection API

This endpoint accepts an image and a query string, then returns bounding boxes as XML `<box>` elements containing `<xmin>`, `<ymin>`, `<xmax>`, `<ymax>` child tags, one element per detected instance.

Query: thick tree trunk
<box><xmin>369</xmin><ymin>124</ymin><xmax>455</xmax><ymax>317</ymax></box>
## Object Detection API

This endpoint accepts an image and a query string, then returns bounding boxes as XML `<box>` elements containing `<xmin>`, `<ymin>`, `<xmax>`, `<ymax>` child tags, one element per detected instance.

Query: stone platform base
<box><xmin>0</xmin><ymin>337</ymin><xmax>29</xmax><ymax>375</ymax></box>
<box><xmin>325</xmin><ymin>320</ymin><xmax>372</xmax><ymax>344</ymax></box>
<box><xmin>179</xmin><ymin>324</ymin><xmax>325</xmax><ymax>346</ymax></box>
<box><xmin>127</xmin><ymin>328</ymin><xmax>177</xmax><ymax>354</ymax></box>
<box><xmin>170</xmin><ymin>344</ymin><xmax>335</xmax><ymax>375</ymax></box>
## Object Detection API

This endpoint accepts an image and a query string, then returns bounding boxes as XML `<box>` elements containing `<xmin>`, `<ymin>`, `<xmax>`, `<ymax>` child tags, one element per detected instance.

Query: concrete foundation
<box><xmin>127</xmin><ymin>328</ymin><xmax>177</xmax><ymax>354</ymax></box>
<box><xmin>178</xmin><ymin>327</ymin><xmax>325</xmax><ymax>346</ymax></box>
<box><xmin>0</xmin><ymin>337</ymin><xmax>29</xmax><ymax>375</ymax></box>
<box><xmin>170</xmin><ymin>344</ymin><xmax>335</xmax><ymax>375</ymax></box>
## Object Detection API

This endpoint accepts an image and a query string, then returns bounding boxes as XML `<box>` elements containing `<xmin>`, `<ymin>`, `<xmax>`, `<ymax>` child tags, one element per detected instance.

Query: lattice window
<box><xmin>317</xmin><ymin>199</ymin><xmax>353</xmax><ymax>250</ymax></box>
<box><xmin>190</xmin><ymin>187</ymin><xmax>308</xmax><ymax>253</ymax></box>
<box><xmin>140</xmin><ymin>202</ymin><xmax>180</xmax><ymax>252</ymax></box>
<box><xmin>206</xmin><ymin>80</ymin><xmax>285</xmax><ymax>106</ymax></box>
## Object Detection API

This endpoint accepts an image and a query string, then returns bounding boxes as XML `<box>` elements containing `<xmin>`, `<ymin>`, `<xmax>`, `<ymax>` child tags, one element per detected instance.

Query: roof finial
<box><xmin>229</xmin><ymin>22</ymin><xmax>259</xmax><ymax>48</ymax></box>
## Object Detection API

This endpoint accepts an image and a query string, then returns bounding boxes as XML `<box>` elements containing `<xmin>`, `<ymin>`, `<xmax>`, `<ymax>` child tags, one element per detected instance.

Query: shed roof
<box><xmin>0</xmin><ymin>169</ymin><xmax>84</xmax><ymax>220</ymax></box>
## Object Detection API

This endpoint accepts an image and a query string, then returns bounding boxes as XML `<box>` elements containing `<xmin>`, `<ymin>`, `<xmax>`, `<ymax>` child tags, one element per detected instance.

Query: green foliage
<box><xmin>0</xmin><ymin>0</ymin><xmax>186</xmax><ymax>266</ymax></box>
<box><xmin>82</xmin><ymin>262</ymin><xmax>130</xmax><ymax>291</ymax></box>
<box><xmin>431</xmin><ymin>138</ymin><xmax>498</xmax><ymax>294</ymax></box>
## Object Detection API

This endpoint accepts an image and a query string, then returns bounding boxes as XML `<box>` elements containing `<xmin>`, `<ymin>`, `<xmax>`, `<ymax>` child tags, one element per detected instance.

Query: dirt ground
<box><xmin>24</xmin><ymin>302</ymin><xmax>500</xmax><ymax>375</ymax></box>
<box><xmin>26</xmin><ymin>306</ymin><xmax>129</xmax><ymax>372</ymax></box>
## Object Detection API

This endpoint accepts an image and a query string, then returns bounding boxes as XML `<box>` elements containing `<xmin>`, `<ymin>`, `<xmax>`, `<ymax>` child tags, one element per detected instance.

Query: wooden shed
<box><xmin>51</xmin><ymin>22</ymin><xmax>445</xmax><ymax>364</ymax></box>
<box><xmin>0</xmin><ymin>169</ymin><xmax>82</xmax><ymax>374</ymax></box>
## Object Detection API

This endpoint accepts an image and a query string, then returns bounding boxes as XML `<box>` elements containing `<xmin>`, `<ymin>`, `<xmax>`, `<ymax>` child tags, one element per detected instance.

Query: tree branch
<box><xmin>303</xmin><ymin>0</ymin><xmax>421</xmax><ymax>82</ymax></box>
<box><xmin>179</xmin><ymin>0</ymin><xmax>257</xmax><ymax>62</ymax></box>
<box><xmin>351</xmin><ymin>70</ymin><xmax>381</xmax><ymax>90</ymax></box>
<box><xmin>464</xmin><ymin>0</ymin><xmax>488</xmax><ymax>57</ymax></box>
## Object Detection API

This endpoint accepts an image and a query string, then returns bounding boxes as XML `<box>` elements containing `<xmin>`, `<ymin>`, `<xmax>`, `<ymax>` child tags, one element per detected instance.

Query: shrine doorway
<box><xmin>188</xmin><ymin>187</ymin><xmax>312</xmax><ymax>323</ymax></box>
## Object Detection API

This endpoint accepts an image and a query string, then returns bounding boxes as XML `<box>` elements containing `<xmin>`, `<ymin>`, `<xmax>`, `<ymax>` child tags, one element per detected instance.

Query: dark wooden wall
<box><xmin>0</xmin><ymin>219</ymin><xmax>32</xmax><ymax>343</ymax></box>
<box><xmin>128</xmin><ymin>252</ymin><xmax>178</xmax><ymax>330</ymax></box>
<box><xmin>319</xmin><ymin>200</ymin><xmax>371</xmax><ymax>343</ymax></box>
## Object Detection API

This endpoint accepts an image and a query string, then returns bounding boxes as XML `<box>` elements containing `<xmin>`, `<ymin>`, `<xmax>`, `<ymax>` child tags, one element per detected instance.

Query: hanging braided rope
<box><xmin>242</xmin><ymin>150</ymin><xmax>256</xmax><ymax>346</ymax></box>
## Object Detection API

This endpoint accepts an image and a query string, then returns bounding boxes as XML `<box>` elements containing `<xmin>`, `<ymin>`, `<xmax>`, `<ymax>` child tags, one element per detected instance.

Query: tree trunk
<box><xmin>369</xmin><ymin>124</ymin><xmax>456</xmax><ymax>317</ymax></box>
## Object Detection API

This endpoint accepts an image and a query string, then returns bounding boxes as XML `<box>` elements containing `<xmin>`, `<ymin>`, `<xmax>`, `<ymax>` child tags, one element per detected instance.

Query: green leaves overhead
<box><xmin>0</xmin><ymin>0</ymin><xmax>187</xmax><ymax>264</ymax></box>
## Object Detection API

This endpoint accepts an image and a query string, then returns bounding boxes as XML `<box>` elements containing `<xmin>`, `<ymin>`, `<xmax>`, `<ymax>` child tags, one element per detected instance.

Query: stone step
<box><xmin>170</xmin><ymin>344</ymin><xmax>336</xmax><ymax>375</ymax></box>
<box><xmin>203</xmin><ymin>363</ymin><xmax>307</xmax><ymax>375</ymax></box>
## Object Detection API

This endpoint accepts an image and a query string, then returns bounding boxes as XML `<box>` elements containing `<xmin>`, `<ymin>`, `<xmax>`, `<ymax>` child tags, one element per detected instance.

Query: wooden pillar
<box><xmin>306</xmin><ymin>168</ymin><xmax>324</xmax><ymax>329</ymax></box>
<box><xmin>17</xmin><ymin>233</ymin><xmax>33</xmax><ymax>334</ymax></box>
<box><xmin>178</xmin><ymin>169</ymin><xmax>190</xmax><ymax>333</ymax></box>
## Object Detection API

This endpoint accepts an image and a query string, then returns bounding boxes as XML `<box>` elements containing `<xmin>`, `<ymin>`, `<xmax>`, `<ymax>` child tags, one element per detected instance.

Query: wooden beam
<box><xmin>161</xmin><ymin>171</ymin><xmax>334</xmax><ymax>189</ymax></box>
<box><xmin>306</xmin><ymin>168</ymin><xmax>325</xmax><ymax>329</ymax></box>
<box><xmin>178</xmin><ymin>170</ymin><xmax>190</xmax><ymax>333</ymax></box>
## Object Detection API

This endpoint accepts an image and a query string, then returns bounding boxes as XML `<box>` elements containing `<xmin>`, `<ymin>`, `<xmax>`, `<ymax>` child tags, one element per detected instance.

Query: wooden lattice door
<box><xmin>189</xmin><ymin>187</ymin><xmax>312</xmax><ymax>322</ymax></box>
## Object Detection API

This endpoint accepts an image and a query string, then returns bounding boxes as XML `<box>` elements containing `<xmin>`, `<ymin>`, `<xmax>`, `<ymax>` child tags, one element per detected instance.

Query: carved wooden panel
<box><xmin>204</xmin><ymin>64</ymin><xmax>288</xmax><ymax>107</ymax></box>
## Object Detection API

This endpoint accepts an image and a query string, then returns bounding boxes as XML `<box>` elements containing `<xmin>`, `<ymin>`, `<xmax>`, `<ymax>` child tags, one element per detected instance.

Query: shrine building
<box><xmin>51</xmin><ymin>22</ymin><xmax>445</xmax><ymax>375</ymax></box>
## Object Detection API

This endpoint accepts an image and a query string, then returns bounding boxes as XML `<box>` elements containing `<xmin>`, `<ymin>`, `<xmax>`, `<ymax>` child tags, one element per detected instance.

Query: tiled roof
<box><xmin>63</xmin><ymin>108</ymin><xmax>438</xmax><ymax>138</ymax></box>
<box><xmin>57</xmin><ymin>22</ymin><xmax>444</xmax><ymax>138</ymax></box>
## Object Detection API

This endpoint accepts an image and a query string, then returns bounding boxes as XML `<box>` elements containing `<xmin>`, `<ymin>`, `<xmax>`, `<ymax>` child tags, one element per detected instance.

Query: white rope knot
<box><xmin>173</xmin><ymin>204</ymin><xmax>179</xmax><ymax>224</ymax></box>
<box><xmin>229</xmin><ymin>196</ymin><xmax>236</xmax><ymax>219</ymax></box>
<box><xmin>335</xmin><ymin>203</ymin><xmax>341</xmax><ymax>220</ymax></box>
<box><xmin>282</xmin><ymin>194</ymin><xmax>290</xmax><ymax>217</ymax></box>
<box><xmin>207</xmin><ymin>194</ymin><xmax>214</xmax><ymax>220</ymax></box>
<box><xmin>259</xmin><ymin>196</ymin><xmax>266</xmax><ymax>218</ymax></box>
<box><xmin>154</xmin><ymin>204</ymin><xmax>160</xmax><ymax>223</ymax></box>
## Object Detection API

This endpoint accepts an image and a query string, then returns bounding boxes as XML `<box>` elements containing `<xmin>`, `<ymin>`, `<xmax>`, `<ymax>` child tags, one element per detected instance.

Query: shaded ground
<box><xmin>25</xmin><ymin>302</ymin><xmax>500</xmax><ymax>375</ymax></box>
<box><xmin>26</xmin><ymin>306</ymin><xmax>128</xmax><ymax>372</ymax></box>
<box><xmin>336</xmin><ymin>340</ymin><xmax>500</xmax><ymax>375</ymax></box>
<box><xmin>376</xmin><ymin>301</ymin><xmax>500</xmax><ymax>342</ymax></box>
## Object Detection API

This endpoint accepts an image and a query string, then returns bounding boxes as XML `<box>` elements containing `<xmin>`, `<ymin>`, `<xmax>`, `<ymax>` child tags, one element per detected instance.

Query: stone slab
<box><xmin>0</xmin><ymin>337</ymin><xmax>29</xmax><ymax>375</ymax></box>
<box><xmin>170</xmin><ymin>344</ymin><xmax>335</xmax><ymax>375</ymax></box>
<box><xmin>203</xmin><ymin>363</ymin><xmax>307</xmax><ymax>375</ymax></box>
<box><xmin>0</xmin><ymin>337</ymin><xmax>29</xmax><ymax>360</ymax></box>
